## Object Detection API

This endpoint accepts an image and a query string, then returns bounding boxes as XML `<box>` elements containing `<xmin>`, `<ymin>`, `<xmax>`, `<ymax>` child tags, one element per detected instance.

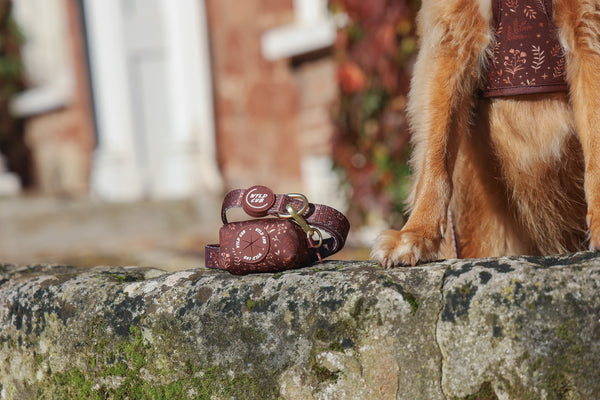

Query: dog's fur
<box><xmin>371</xmin><ymin>0</ymin><xmax>600</xmax><ymax>267</ymax></box>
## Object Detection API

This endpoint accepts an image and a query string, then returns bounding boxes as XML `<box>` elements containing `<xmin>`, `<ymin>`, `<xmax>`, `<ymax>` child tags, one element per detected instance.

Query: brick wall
<box><xmin>16</xmin><ymin>0</ymin><xmax>340</xmax><ymax>199</ymax></box>
<box><xmin>18</xmin><ymin>0</ymin><xmax>95</xmax><ymax>196</ymax></box>
<box><xmin>206</xmin><ymin>0</ymin><xmax>339</xmax><ymax>195</ymax></box>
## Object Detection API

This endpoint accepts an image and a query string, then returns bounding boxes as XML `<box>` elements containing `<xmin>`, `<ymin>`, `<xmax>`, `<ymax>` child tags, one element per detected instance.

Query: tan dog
<box><xmin>371</xmin><ymin>0</ymin><xmax>600</xmax><ymax>267</ymax></box>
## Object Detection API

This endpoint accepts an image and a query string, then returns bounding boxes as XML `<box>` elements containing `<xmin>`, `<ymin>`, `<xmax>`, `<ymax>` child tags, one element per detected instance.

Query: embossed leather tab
<box><xmin>242</xmin><ymin>185</ymin><xmax>275</xmax><ymax>218</ymax></box>
<box><xmin>233</xmin><ymin>223</ymin><xmax>270</xmax><ymax>264</ymax></box>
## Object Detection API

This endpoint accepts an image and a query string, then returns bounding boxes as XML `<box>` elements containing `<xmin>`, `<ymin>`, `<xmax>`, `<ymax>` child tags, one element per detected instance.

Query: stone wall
<box><xmin>1</xmin><ymin>253</ymin><xmax>599</xmax><ymax>399</ymax></box>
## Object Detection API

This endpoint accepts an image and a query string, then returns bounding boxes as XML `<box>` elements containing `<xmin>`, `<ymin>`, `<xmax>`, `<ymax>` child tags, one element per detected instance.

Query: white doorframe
<box><xmin>83</xmin><ymin>0</ymin><xmax>222</xmax><ymax>201</ymax></box>
<box><xmin>158</xmin><ymin>0</ymin><xmax>222</xmax><ymax>197</ymax></box>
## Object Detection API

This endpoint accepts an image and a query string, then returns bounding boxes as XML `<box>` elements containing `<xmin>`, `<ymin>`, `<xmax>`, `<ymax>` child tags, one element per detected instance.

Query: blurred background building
<box><xmin>6</xmin><ymin>0</ymin><xmax>342</xmax><ymax>201</ymax></box>
<box><xmin>0</xmin><ymin>0</ymin><xmax>419</xmax><ymax>268</ymax></box>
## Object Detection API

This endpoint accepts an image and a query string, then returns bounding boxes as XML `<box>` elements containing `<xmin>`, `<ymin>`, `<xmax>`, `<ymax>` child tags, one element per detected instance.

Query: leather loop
<box><xmin>205</xmin><ymin>244</ymin><xmax>224</xmax><ymax>270</ymax></box>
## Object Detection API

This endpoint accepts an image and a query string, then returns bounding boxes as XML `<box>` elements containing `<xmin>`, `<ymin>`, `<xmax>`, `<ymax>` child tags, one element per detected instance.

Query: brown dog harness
<box><xmin>482</xmin><ymin>0</ymin><xmax>568</xmax><ymax>97</ymax></box>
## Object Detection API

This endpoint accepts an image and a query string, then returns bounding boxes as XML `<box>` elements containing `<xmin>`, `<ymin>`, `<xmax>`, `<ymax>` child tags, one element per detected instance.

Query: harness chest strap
<box><xmin>482</xmin><ymin>0</ymin><xmax>568</xmax><ymax>97</ymax></box>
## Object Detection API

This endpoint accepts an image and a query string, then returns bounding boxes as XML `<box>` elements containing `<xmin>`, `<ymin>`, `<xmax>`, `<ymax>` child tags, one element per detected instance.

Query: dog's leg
<box><xmin>555</xmin><ymin>0</ymin><xmax>600</xmax><ymax>250</ymax></box>
<box><xmin>371</xmin><ymin>0</ymin><xmax>492</xmax><ymax>267</ymax></box>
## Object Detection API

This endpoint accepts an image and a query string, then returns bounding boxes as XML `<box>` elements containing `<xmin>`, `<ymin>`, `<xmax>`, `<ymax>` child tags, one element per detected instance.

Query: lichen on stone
<box><xmin>0</xmin><ymin>256</ymin><xmax>599</xmax><ymax>399</ymax></box>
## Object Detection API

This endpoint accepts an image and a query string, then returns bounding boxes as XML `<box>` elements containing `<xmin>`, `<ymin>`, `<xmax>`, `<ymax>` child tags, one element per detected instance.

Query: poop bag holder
<box><xmin>205</xmin><ymin>185</ymin><xmax>350</xmax><ymax>275</ymax></box>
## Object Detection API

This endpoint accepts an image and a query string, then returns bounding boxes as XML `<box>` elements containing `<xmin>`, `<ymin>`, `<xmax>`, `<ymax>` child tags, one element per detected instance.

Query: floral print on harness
<box><xmin>483</xmin><ymin>0</ymin><xmax>568</xmax><ymax>96</ymax></box>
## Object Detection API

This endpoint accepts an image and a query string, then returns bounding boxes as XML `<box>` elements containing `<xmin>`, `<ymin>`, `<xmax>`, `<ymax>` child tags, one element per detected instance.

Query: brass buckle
<box><xmin>279</xmin><ymin>193</ymin><xmax>323</xmax><ymax>248</ymax></box>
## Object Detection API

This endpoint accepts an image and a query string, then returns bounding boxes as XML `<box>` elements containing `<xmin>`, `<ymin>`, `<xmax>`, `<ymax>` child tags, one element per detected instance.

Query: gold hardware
<box><xmin>281</xmin><ymin>195</ymin><xmax>323</xmax><ymax>248</ymax></box>
<box><xmin>285</xmin><ymin>203</ymin><xmax>323</xmax><ymax>248</ymax></box>
<box><xmin>277</xmin><ymin>193</ymin><xmax>308</xmax><ymax>217</ymax></box>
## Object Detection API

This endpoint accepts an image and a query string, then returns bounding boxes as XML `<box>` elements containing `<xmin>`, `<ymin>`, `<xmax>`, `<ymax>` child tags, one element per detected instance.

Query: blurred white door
<box><xmin>84</xmin><ymin>0</ymin><xmax>221</xmax><ymax>201</ymax></box>
<box><xmin>122</xmin><ymin>0</ymin><xmax>169</xmax><ymax>195</ymax></box>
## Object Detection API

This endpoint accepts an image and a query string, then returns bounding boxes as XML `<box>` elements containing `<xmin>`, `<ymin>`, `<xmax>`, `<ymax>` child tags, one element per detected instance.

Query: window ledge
<box><xmin>261</xmin><ymin>20</ymin><xmax>336</xmax><ymax>61</ymax></box>
<box><xmin>9</xmin><ymin>81</ymin><xmax>72</xmax><ymax>118</ymax></box>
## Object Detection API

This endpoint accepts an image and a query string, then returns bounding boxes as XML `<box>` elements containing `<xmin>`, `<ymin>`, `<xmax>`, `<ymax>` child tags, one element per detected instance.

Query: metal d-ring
<box><xmin>277</xmin><ymin>193</ymin><xmax>308</xmax><ymax>218</ymax></box>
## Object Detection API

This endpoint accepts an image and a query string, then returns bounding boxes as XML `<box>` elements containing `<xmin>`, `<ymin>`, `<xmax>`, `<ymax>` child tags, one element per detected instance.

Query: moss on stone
<box><xmin>51</xmin><ymin>368</ymin><xmax>99</xmax><ymax>400</ymax></box>
<box><xmin>543</xmin><ymin>371</ymin><xmax>575</xmax><ymax>400</ymax></box>
<box><xmin>32</xmin><ymin>320</ymin><xmax>283</xmax><ymax>400</ymax></box>
<box><xmin>404</xmin><ymin>290</ymin><xmax>419</xmax><ymax>316</ymax></box>
<box><xmin>101</xmin><ymin>271</ymin><xmax>145</xmax><ymax>283</ymax></box>
<box><xmin>3</xmin><ymin>259</ymin><xmax>599</xmax><ymax>399</ymax></box>
<box><xmin>456</xmin><ymin>382</ymin><xmax>498</xmax><ymax>400</ymax></box>
<box><xmin>308</xmin><ymin>348</ymin><xmax>340</xmax><ymax>384</ymax></box>
<box><xmin>314</xmin><ymin>327</ymin><xmax>329</xmax><ymax>342</ymax></box>
<box><xmin>350</xmin><ymin>297</ymin><xmax>364</xmax><ymax>320</ymax></box>
<box><xmin>556</xmin><ymin>319</ymin><xmax>577</xmax><ymax>342</ymax></box>
<box><xmin>328</xmin><ymin>341</ymin><xmax>344</xmax><ymax>352</ymax></box>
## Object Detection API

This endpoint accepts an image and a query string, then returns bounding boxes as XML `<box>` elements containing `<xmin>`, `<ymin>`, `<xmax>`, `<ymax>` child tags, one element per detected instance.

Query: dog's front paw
<box><xmin>370</xmin><ymin>229</ymin><xmax>440</xmax><ymax>268</ymax></box>
<box><xmin>588</xmin><ymin>210</ymin><xmax>600</xmax><ymax>251</ymax></box>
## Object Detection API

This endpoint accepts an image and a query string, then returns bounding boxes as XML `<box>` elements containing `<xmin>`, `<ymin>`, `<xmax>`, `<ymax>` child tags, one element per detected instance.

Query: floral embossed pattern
<box><xmin>219</xmin><ymin>220</ymin><xmax>312</xmax><ymax>275</ymax></box>
<box><xmin>482</xmin><ymin>0</ymin><xmax>568</xmax><ymax>97</ymax></box>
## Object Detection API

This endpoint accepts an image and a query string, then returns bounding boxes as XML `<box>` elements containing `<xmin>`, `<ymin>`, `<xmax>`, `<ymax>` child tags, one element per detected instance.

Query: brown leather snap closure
<box><xmin>242</xmin><ymin>185</ymin><xmax>275</xmax><ymax>217</ymax></box>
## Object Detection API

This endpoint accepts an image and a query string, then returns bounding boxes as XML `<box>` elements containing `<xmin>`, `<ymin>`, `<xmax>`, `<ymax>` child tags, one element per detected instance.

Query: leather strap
<box><xmin>205</xmin><ymin>187</ymin><xmax>350</xmax><ymax>271</ymax></box>
<box><xmin>491</xmin><ymin>0</ymin><xmax>552</xmax><ymax>24</ymax></box>
<box><xmin>544</xmin><ymin>0</ymin><xmax>553</xmax><ymax>19</ymax></box>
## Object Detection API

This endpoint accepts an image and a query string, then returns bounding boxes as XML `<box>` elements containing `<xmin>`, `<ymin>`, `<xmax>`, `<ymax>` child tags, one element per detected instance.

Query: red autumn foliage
<box><xmin>330</xmin><ymin>0</ymin><xmax>421</xmax><ymax>228</ymax></box>
<box><xmin>337</xmin><ymin>62</ymin><xmax>367</xmax><ymax>94</ymax></box>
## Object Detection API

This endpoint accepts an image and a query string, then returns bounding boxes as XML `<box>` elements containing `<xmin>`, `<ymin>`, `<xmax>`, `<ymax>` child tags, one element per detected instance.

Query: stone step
<box><xmin>0</xmin><ymin>196</ymin><xmax>221</xmax><ymax>269</ymax></box>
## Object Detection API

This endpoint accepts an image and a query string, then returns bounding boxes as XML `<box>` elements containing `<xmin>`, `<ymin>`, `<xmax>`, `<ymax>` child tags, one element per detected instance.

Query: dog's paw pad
<box><xmin>370</xmin><ymin>229</ymin><xmax>439</xmax><ymax>268</ymax></box>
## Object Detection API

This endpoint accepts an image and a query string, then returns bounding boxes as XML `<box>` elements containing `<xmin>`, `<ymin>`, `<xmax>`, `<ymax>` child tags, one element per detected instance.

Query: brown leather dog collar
<box><xmin>205</xmin><ymin>186</ymin><xmax>350</xmax><ymax>272</ymax></box>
